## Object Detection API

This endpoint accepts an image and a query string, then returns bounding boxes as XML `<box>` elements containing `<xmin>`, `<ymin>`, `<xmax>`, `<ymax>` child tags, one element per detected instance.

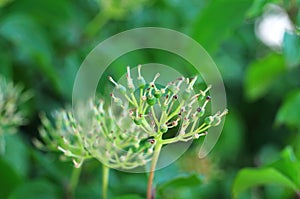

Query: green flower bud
<box><xmin>211</xmin><ymin>117</ymin><xmax>221</xmax><ymax>126</ymax></box>
<box><xmin>134</xmin><ymin>117</ymin><xmax>142</xmax><ymax>125</ymax></box>
<box><xmin>147</xmin><ymin>95</ymin><xmax>156</xmax><ymax>106</ymax></box>
<box><xmin>128</xmin><ymin>85</ymin><xmax>135</xmax><ymax>93</ymax></box>
<box><xmin>134</xmin><ymin>136</ymin><xmax>155</xmax><ymax>152</ymax></box>
<box><xmin>198</xmin><ymin>93</ymin><xmax>205</xmax><ymax>101</ymax></box>
<box><xmin>154</xmin><ymin>90</ymin><xmax>162</xmax><ymax>98</ymax></box>
<box><xmin>137</xmin><ymin>77</ymin><xmax>146</xmax><ymax>88</ymax></box>
<box><xmin>197</xmin><ymin>107</ymin><xmax>205</xmax><ymax>117</ymax></box>
<box><xmin>204</xmin><ymin>116</ymin><xmax>214</xmax><ymax>125</ymax></box>
<box><xmin>117</xmin><ymin>85</ymin><xmax>127</xmax><ymax>94</ymax></box>
<box><xmin>114</xmin><ymin>98</ymin><xmax>123</xmax><ymax>106</ymax></box>
<box><xmin>160</xmin><ymin>124</ymin><xmax>168</xmax><ymax>133</ymax></box>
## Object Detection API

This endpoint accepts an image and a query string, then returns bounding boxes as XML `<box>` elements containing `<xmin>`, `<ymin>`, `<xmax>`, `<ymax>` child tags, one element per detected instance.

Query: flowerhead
<box><xmin>0</xmin><ymin>76</ymin><xmax>30</xmax><ymax>135</ymax></box>
<box><xmin>108</xmin><ymin>65</ymin><xmax>228</xmax><ymax>145</ymax></box>
<box><xmin>36</xmin><ymin>100</ymin><xmax>155</xmax><ymax>169</ymax></box>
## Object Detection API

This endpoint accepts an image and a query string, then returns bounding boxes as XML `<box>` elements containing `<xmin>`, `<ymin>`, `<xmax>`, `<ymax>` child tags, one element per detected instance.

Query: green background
<box><xmin>0</xmin><ymin>0</ymin><xmax>300</xmax><ymax>198</ymax></box>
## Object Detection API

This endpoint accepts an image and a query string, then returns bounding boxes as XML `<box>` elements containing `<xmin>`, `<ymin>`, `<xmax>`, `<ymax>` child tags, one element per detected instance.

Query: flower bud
<box><xmin>211</xmin><ymin>116</ymin><xmax>221</xmax><ymax>126</ymax></box>
<box><xmin>137</xmin><ymin>65</ymin><xmax>146</xmax><ymax>88</ymax></box>
<box><xmin>147</xmin><ymin>95</ymin><xmax>156</xmax><ymax>106</ymax></box>
<box><xmin>120</xmin><ymin>156</ymin><xmax>126</xmax><ymax>162</ymax></box>
<box><xmin>160</xmin><ymin>124</ymin><xmax>168</xmax><ymax>133</ymax></box>
<box><xmin>134</xmin><ymin>117</ymin><xmax>142</xmax><ymax>125</ymax></box>
<box><xmin>204</xmin><ymin>116</ymin><xmax>214</xmax><ymax>125</ymax></box>
<box><xmin>154</xmin><ymin>90</ymin><xmax>162</xmax><ymax>98</ymax></box>
<box><xmin>137</xmin><ymin>77</ymin><xmax>146</xmax><ymax>88</ymax></box>
<box><xmin>198</xmin><ymin>91</ymin><xmax>206</xmax><ymax>101</ymax></box>
<box><xmin>134</xmin><ymin>142</ymin><xmax>140</xmax><ymax>149</ymax></box>
<box><xmin>147</xmin><ymin>148</ymin><xmax>153</xmax><ymax>154</ymax></box>
<box><xmin>117</xmin><ymin>85</ymin><xmax>127</xmax><ymax>94</ymax></box>
<box><xmin>108</xmin><ymin>76</ymin><xmax>127</xmax><ymax>94</ymax></box>
<box><xmin>196</xmin><ymin>107</ymin><xmax>205</xmax><ymax>117</ymax></box>
<box><xmin>110</xmin><ymin>93</ymin><xmax>123</xmax><ymax>106</ymax></box>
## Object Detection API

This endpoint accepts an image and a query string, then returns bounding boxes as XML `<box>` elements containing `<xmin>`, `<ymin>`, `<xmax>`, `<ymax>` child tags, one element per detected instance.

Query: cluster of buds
<box><xmin>84</xmin><ymin>100</ymin><xmax>154</xmax><ymax>169</ymax></box>
<box><xmin>109</xmin><ymin>65</ymin><xmax>228</xmax><ymax>145</ymax></box>
<box><xmin>0</xmin><ymin>76</ymin><xmax>30</xmax><ymax>136</ymax></box>
<box><xmin>36</xmin><ymin>65</ymin><xmax>228</xmax><ymax>170</ymax></box>
<box><xmin>36</xmin><ymin>100</ymin><xmax>155</xmax><ymax>169</ymax></box>
<box><xmin>35</xmin><ymin>110</ymin><xmax>91</xmax><ymax>168</ymax></box>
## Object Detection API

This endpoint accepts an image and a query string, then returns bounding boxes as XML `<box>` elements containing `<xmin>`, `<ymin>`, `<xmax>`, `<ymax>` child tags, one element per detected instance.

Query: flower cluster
<box><xmin>84</xmin><ymin>100</ymin><xmax>154</xmax><ymax>169</ymax></box>
<box><xmin>0</xmin><ymin>76</ymin><xmax>29</xmax><ymax>136</ymax></box>
<box><xmin>108</xmin><ymin>65</ymin><xmax>228</xmax><ymax>146</ymax></box>
<box><xmin>36</xmin><ymin>100</ymin><xmax>154</xmax><ymax>169</ymax></box>
<box><xmin>35</xmin><ymin>110</ymin><xmax>90</xmax><ymax>168</ymax></box>
<box><xmin>37</xmin><ymin>65</ymin><xmax>228</xmax><ymax>170</ymax></box>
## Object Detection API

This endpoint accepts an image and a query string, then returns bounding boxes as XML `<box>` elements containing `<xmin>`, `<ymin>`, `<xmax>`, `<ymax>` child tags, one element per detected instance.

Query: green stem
<box><xmin>166</xmin><ymin>101</ymin><xmax>184</xmax><ymax>121</ymax></box>
<box><xmin>147</xmin><ymin>142</ymin><xmax>163</xmax><ymax>199</ymax></box>
<box><xmin>84</xmin><ymin>12</ymin><xmax>108</xmax><ymax>39</ymax></box>
<box><xmin>69</xmin><ymin>166</ymin><xmax>82</xmax><ymax>195</ymax></box>
<box><xmin>161</xmin><ymin>125</ymin><xmax>211</xmax><ymax>145</ymax></box>
<box><xmin>102</xmin><ymin>165</ymin><xmax>110</xmax><ymax>199</ymax></box>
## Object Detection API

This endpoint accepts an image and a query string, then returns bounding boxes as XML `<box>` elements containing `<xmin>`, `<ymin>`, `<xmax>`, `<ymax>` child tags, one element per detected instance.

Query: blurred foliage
<box><xmin>233</xmin><ymin>147</ymin><xmax>300</xmax><ymax>198</ymax></box>
<box><xmin>0</xmin><ymin>0</ymin><xmax>300</xmax><ymax>199</ymax></box>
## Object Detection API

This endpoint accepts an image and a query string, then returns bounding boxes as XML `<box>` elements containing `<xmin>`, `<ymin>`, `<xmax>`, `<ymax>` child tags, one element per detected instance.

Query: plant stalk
<box><xmin>69</xmin><ymin>166</ymin><xmax>82</xmax><ymax>196</ymax></box>
<box><xmin>85</xmin><ymin>12</ymin><xmax>108</xmax><ymax>39</ymax></box>
<box><xmin>147</xmin><ymin>142</ymin><xmax>163</xmax><ymax>199</ymax></box>
<box><xmin>102</xmin><ymin>165</ymin><xmax>110</xmax><ymax>199</ymax></box>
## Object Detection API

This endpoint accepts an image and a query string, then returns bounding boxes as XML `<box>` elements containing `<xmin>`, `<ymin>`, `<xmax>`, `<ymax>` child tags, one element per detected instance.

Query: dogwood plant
<box><xmin>36</xmin><ymin>65</ymin><xmax>227</xmax><ymax>199</ymax></box>
<box><xmin>36</xmin><ymin>100</ymin><xmax>155</xmax><ymax>199</ymax></box>
<box><xmin>108</xmin><ymin>65</ymin><xmax>228</xmax><ymax>199</ymax></box>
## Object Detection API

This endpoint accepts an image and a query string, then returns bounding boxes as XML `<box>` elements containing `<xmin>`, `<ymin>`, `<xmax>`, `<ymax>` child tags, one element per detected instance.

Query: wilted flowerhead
<box><xmin>0</xmin><ymin>76</ymin><xmax>30</xmax><ymax>135</ymax></box>
<box><xmin>108</xmin><ymin>65</ymin><xmax>228</xmax><ymax>146</ymax></box>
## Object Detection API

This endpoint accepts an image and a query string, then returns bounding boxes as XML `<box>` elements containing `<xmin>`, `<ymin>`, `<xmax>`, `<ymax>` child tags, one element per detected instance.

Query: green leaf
<box><xmin>158</xmin><ymin>173</ymin><xmax>203</xmax><ymax>192</ymax></box>
<box><xmin>30</xmin><ymin>150</ymin><xmax>74</xmax><ymax>182</ymax></box>
<box><xmin>270</xmin><ymin>147</ymin><xmax>300</xmax><ymax>187</ymax></box>
<box><xmin>244</xmin><ymin>53</ymin><xmax>285</xmax><ymax>101</ymax></box>
<box><xmin>212</xmin><ymin>110</ymin><xmax>245</xmax><ymax>160</ymax></box>
<box><xmin>192</xmin><ymin>0</ymin><xmax>252</xmax><ymax>54</ymax></box>
<box><xmin>0</xmin><ymin>13</ymin><xmax>60</xmax><ymax>93</ymax></box>
<box><xmin>276</xmin><ymin>90</ymin><xmax>300</xmax><ymax>128</ymax></box>
<box><xmin>246</xmin><ymin>0</ymin><xmax>279</xmax><ymax>18</ymax></box>
<box><xmin>233</xmin><ymin>147</ymin><xmax>300</xmax><ymax>198</ymax></box>
<box><xmin>8</xmin><ymin>179</ymin><xmax>60</xmax><ymax>199</ymax></box>
<box><xmin>0</xmin><ymin>158</ymin><xmax>22</xmax><ymax>199</ymax></box>
<box><xmin>0</xmin><ymin>50</ymin><xmax>12</xmax><ymax>78</ymax></box>
<box><xmin>232</xmin><ymin>168</ymin><xmax>299</xmax><ymax>198</ymax></box>
<box><xmin>113</xmin><ymin>195</ymin><xmax>144</xmax><ymax>199</ymax></box>
<box><xmin>0</xmin><ymin>0</ymin><xmax>13</xmax><ymax>7</ymax></box>
<box><xmin>2</xmin><ymin>134</ymin><xmax>30</xmax><ymax>178</ymax></box>
<box><xmin>8</xmin><ymin>0</ymin><xmax>71</xmax><ymax>25</ymax></box>
<box><xmin>283</xmin><ymin>31</ymin><xmax>300</xmax><ymax>68</ymax></box>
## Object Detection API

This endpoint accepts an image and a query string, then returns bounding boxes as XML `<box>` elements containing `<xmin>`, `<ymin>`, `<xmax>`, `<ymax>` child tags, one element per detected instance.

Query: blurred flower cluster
<box><xmin>35</xmin><ymin>100</ymin><xmax>154</xmax><ymax>169</ymax></box>
<box><xmin>0</xmin><ymin>76</ymin><xmax>29</xmax><ymax>136</ymax></box>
